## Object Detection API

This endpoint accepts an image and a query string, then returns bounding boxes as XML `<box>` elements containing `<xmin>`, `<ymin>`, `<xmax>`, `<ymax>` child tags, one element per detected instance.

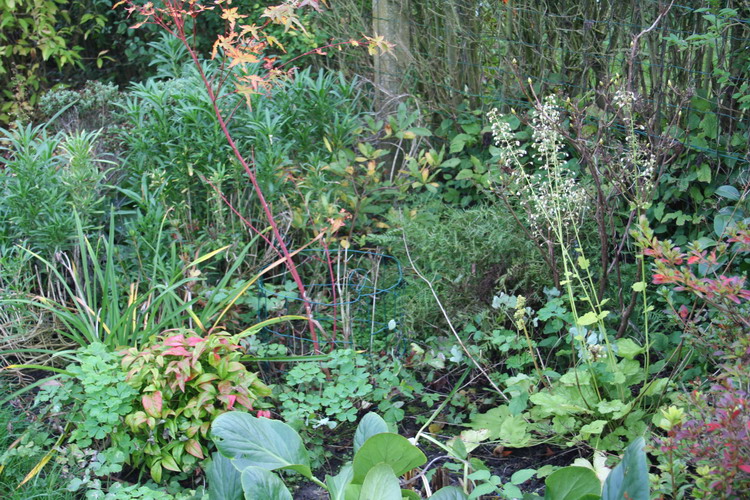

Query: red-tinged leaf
<box><xmin>222</xmin><ymin>394</ymin><xmax>237</xmax><ymax>410</ymax></box>
<box><xmin>739</xmin><ymin>465</ymin><xmax>750</xmax><ymax>473</ymax></box>
<box><xmin>187</xmin><ymin>425</ymin><xmax>199</xmax><ymax>438</ymax></box>
<box><xmin>235</xmin><ymin>393</ymin><xmax>253</xmax><ymax>410</ymax></box>
<box><xmin>161</xmin><ymin>453</ymin><xmax>181</xmax><ymax>472</ymax></box>
<box><xmin>228</xmin><ymin>361</ymin><xmax>245</xmax><ymax>372</ymax></box>
<box><xmin>185</xmin><ymin>439</ymin><xmax>204</xmax><ymax>459</ymax></box>
<box><xmin>218</xmin><ymin>380</ymin><xmax>233</xmax><ymax>394</ymax></box>
<box><xmin>186</xmin><ymin>336</ymin><xmax>204</xmax><ymax>347</ymax></box>
<box><xmin>193</xmin><ymin>373</ymin><xmax>219</xmax><ymax>385</ymax></box>
<box><xmin>143</xmin><ymin>391</ymin><xmax>163</xmax><ymax>418</ymax></box>
<box><xmin>163</xmin><ymin>346</ymin><xmax>191</xmax><ymax>357</ymax></box>
<box><xmin>200</xmin><ymin>422</ymin><xmax>210</xmax><ymax>436</ymax></box>
<box><xmin>163</xmin><ymin>334</ymin><xmax>185</xmax><ymax>347</ymax></box>
<box><xmin>199</xmin><ymin>383</ymin><xmax>217</xmax><ymax>394</ymax></box>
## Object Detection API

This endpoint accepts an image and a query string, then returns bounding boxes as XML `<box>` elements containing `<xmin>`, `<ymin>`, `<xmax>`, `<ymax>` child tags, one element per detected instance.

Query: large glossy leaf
<box><xmin>353</xmin><ymin>433</ymin><xmax>426</xmax><ymax>483</ymax></box>
<box><xmin>359</xmin><ymin>463</ymin><xmax>402</xmax><ymax>500</ymax></box>
<box><xmin>602</xmin><ymin>437</ymin><xmax>649</xmax><ymax>500</ymax></box>
<box><xmin>212</xmin><ymin>412</ymin><xmax>312</xmax><ymax>477</ymax></box>
<box><xmin>544</xmin><ymin>466</ymin><xmax>601</xmax><ymax>500</ymax></box>
<box><xmin>326</xmin><ymin>464</ymin><xmax>354</xmax><ymax>500</ymax></box>
<box><xmin>240</xmin><ymin>466</ymin><xmax>293</xmax><ymax>500</ymax></box>
<box><xmin>430</xmin><ymin>486</ymin><xmax>470</xmax><ymax>499</ymax></box>
<box><xmin>354</xmin><ymin>413</ymin><xmax>389</xmax><ymax>454</ymax></box>
<box><xmin>206</xmin><ymin>452</ymin><xmax>242</xmax><ymax>500</ymax></box>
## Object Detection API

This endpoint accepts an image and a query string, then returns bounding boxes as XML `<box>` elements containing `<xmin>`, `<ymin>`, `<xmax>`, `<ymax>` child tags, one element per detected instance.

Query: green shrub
<box><xmin>0</xmin><ymin>121</ymin><xmax>109</xmax><ymax>255</ymax></box>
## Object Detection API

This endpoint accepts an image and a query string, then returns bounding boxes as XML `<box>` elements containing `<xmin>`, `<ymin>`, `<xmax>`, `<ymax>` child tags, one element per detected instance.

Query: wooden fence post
<box><xmin>372</xmin><ymin>0</ymin><xmax>411</xmax><ymax>112</ymax></box>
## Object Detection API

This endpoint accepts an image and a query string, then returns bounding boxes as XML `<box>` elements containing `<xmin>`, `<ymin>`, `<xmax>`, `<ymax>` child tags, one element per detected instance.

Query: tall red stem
<box><xmin>171</xmin><ymin>16</ymin><xmax>320</xmax><ymax>352</ymax></box>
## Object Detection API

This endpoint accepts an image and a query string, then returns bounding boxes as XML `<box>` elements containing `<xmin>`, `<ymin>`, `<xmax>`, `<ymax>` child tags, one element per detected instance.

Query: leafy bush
<box><xmin>208</xmin><ymin>411</ymin><xmax>468</xmax><ymax>499</ymax></box>
<box><xmin>39</xmin><ymin>80</ymin><xmax>124</xmax><ymax>132</ymax></box>
<box><xmin>0</xmin><ymin>121</ymin><xmax>109</xmax><ymax>255</ymax></box>
<box><xmin>121</xmin><ymin>331</ymin><xmax>271</xmax><ymax>482</ymax></box>
<box><xmin>0</xmin><ymin>0</ymin><xmax>107</xmax><ymax>123</ymax></box>
<box><xmin>279</xmin><ymin>349</ymin><xmax>417</xmax><ymax>428</ymax></box>
<box><xmin>371</xmin><ymin>203</ymin><xmax>549</xmax><ymax>337</ymax></box>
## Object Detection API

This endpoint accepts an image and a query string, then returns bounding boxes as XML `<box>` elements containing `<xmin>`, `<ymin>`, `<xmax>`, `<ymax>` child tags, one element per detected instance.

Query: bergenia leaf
<box><xmin>212</xmin><ymin>412</ymin><xmax>312</xmax><ymax>478</ymax></box>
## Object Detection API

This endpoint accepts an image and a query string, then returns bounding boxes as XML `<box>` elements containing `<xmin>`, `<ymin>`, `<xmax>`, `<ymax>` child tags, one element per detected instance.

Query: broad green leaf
<box><xmin>455</xmin><ymin>169</ymin><xmax>475</xmax><ymax>180</ymax></box>
<box><xmin>450</xmin><ymin>133</ymin><xmax>473</xmax><ymax>153</ymax></box>
<box><xmin>631</xmin><ymin>282</ymin><xmax>646</xmax><ymax>292</ymax></box>
<box><xmin>579</xmin><ymin>420</ymin><xmax>607</xmax><ymax>438</ymax></box>
<box><xmin>596</xmin><ymin>400</ymin><xmax>631</xmax><ymax>419</ymax></box>
<box><xmin>511</xmin><ymin>469</ymin><xmax>536</xmax><ymax>485</ymax></box>
<box><xmin>615</xmin><ymin>338</ymin><xmax>643</xmax><ymax>360</ymax></box>
<box><xmin>696</xmin><ymin>162</ymin><xmax>712</xmax><ymax>183</ymax></box>
<box><xmin>359</xmin><ymin>463</ymin><xmax>402</xmax><ymax>500</ymax></box>
<box><xmin>212</xmin><ymin>412</ymin><xmax>311</xmax><ymax>478</ymax></box>
<box><xmin>640</xmin><ymin>378</ymin><xmax>670</xmax><ymax>398</ymax></box>
<box><xmin>430</xmin><ymin>486</ymin><xmax>469</xmax><ymax>499</ymax></box>
<box><xmin>240</xmin><ymin>466</ymin><xmax>293</xmax><ymax>500</ymax></box>
<box><xmin>601</xmin><ymin>437</ymin><xmax>649</xmax><ymax>500</ymax></box>
<box><xmin>411</xmin><ymin>127</ymin><xmax>432</xmax><ymax>137</ymax></box>
<box><xmin>577</xmin><ymin>256</ymin><xmax>590</xmax><ymax>270</ymax></box>
<box><xmin>577</xmin><ymin>312</ymin><xmax>599</xmax><ymax>326</ymax></box>
<box><xmin>715</xmin><ymin>185</ymin><xmax>741</xmax><ymax>201</ymax></box>
<box><xmin>544</xmin><ymin>466</ymin><xmax>601</xmax><ymax>500</ymax></box>
<box><xmin>207</xmin><ymin>452</ymin><xmax>242</xmax><ymax>500</ymax></box>
<box><xmin>327</xmin><ymin>464</ymin><xmax>354</xmax><ymax>500</ymax></box>
<box><xmin>353</xmin><ymin>434</ymin><xmax>426</xmax><ymax>483</ymax></box>
<box><xmin>530</xmin><ymin>392</ymin><xmax>590</xmax><ymax>417</ymax></box>
<box><xmin>354</xmin><ymin>413</ymin><xmax>389</xmax><ymax>454</ymax></box>
<box><xmin>714</xmin><ymin>214</ymin><xmax>732</xmax><ymax>237</ymax></box>
<box><xmin>402</xmin><ymin>489</ymin><xmax>422</xmax><ymax>500</ymax></box>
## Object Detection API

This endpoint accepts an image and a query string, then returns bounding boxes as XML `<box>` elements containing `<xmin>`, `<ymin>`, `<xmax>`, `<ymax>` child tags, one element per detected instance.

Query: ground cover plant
<box><xmin>1</xmin><ymin>0</ymin><xmax>749</xmax><ymax>499</ymax></box>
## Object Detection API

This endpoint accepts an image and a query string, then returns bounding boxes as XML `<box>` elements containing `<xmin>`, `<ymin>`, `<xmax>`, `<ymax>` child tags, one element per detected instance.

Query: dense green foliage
<box><xmin>0</xmin><ymin>1</ymin><xmax>748</xmax><ymax>498</ymax></box>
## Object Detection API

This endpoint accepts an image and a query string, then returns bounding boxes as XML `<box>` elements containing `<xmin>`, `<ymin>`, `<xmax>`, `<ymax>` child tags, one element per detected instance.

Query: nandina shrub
<box><xmin>634</xmin><ymin>217</ymin><xmax>750</xmax><ymax>359</ymax></box>
<box><xmin>661</xmin><ymin>347</ymin><xmax>750</xmax><ymax>498</ymax></box>
<box><xmin>121</xmin><ymin>331</ymin><xmax>271</xmax><ymax>482</ymax></box>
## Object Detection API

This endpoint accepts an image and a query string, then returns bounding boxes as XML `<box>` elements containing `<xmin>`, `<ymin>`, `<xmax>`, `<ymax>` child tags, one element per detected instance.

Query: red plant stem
<box><xmin>200</xmin><ymin>174</ymin><xmax>277</xmax><ymax>251</ymax></box>
<box><xmin>321</xmin><ymin>238</ymin><xmax>338</xmax><ymax>347</ymax></box>
<box><xmin>170</xmin><ymin>16</ymin><xmax>320</xmax><ymax>352</ymax></box>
